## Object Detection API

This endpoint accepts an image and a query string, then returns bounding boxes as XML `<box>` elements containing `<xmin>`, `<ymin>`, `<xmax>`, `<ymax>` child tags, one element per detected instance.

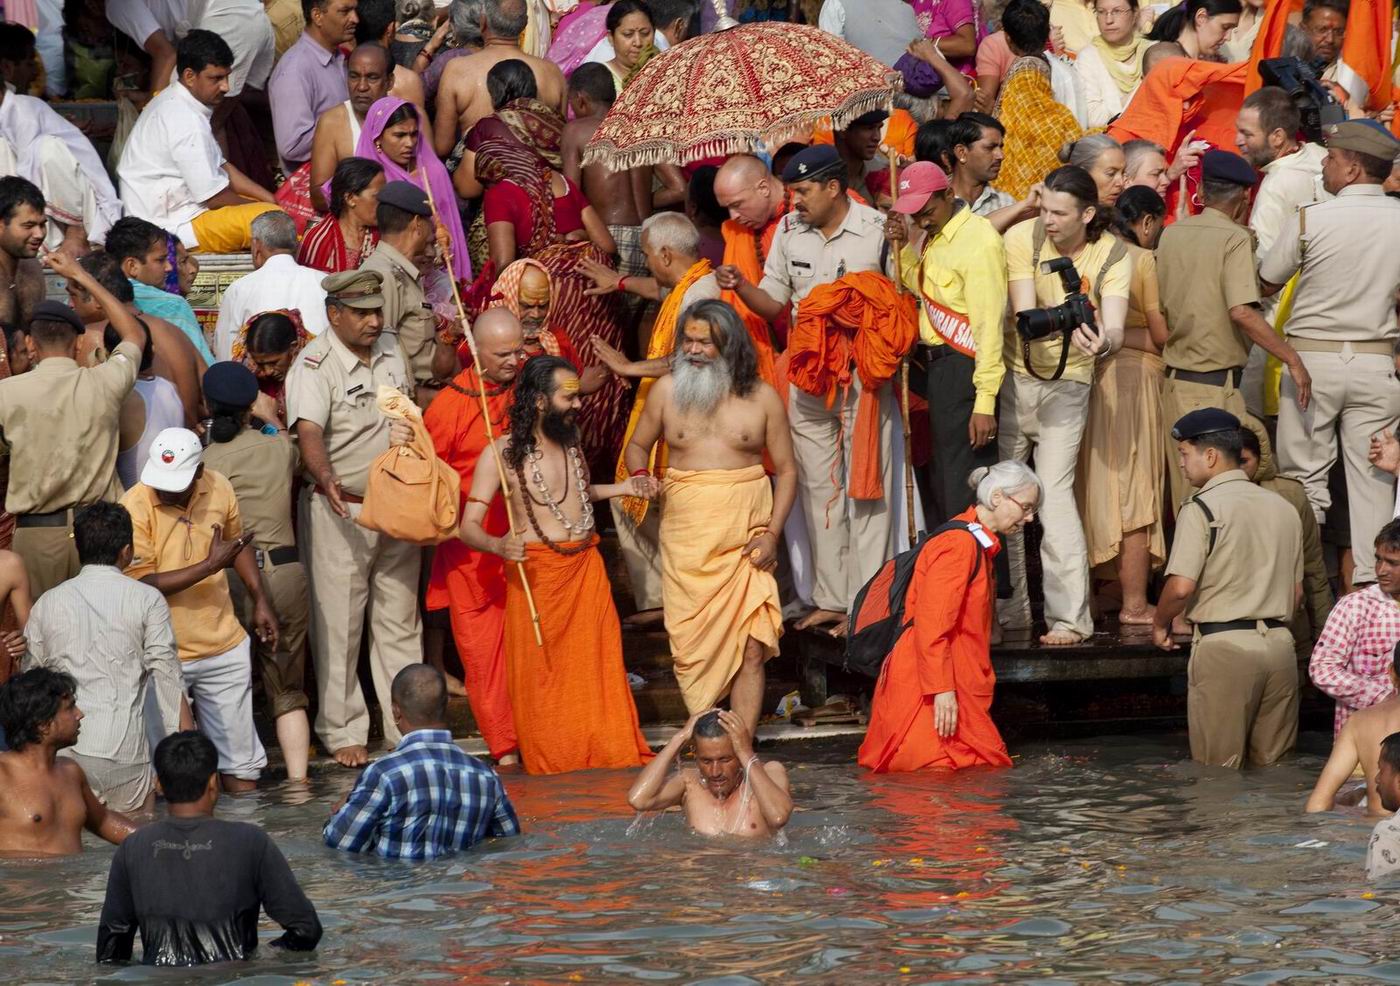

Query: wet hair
<box><xmin>1375</xmin><ymin>517</ymin><xmax>1400</xmax><ymax>553</ymax></box>
<box><xmin>246</xmin><ymin>311</ymin><xmax>299</xmax><ymax>357</ymax></box>
<box><xmin>1302</xmin><ymin>0</ymin><xmax>1349</xmax><ymax>22</ymax></box>
<box><xmin>74</xmin><ymin>501</ymin><xmax>133</xmax><ymax>566</ymax></box>
<box><xmin>354</xmin><ymin>0</ymin><xmax>395</xmax><ymax>45</ymax></box>
<box><xmin>1003</xmin><ymin>0</ymin><xmax>1051</xmax><ymax>55</ymax></box>
<box><xmin>330</xmin><ymin>156</ymin><xmax>385</xmax><ymax>217</ymax></box>
<box><xmin>1042</xmin><ymin>166</ymin><xmax>1112</xmax><ymax>241</ymax></box>
<box><xmin>608</xmin><ymin>0</ymin><xmax>654</xmax><ymax>32</ymax></box>
<box><xmin>915</xmin><ymin>119</ymin><xmax>957</xmax><ymax>171</ymax></box>
<box><xmin>641</xmin><ymin>211</ymin><xmax>700</xmax><ymax>257</ymax></box>
<box><xmin>250</xmin><ymin>210</ymin><xmax>298</xmax><ymax>253</ymax></box>
<box><xmin>0</xmin><ymin>668</ymin><xmax>76</xmax><ymax>752</ymax></box>
<box><xmin>487</xmin><ymin>58</ymin><xmax>538</xmax><ymax>110</ymax></box>
<box><xmin>105</xmin><ymin>216</ymin><xmax>169</xmax><ymax>264</ymax></box>
<box><xmin>450</xmin><ymin>0</ymin><xmax>486</xmax><ymax>47</ymax></box>
<box><xmin>1182</xmin><ymin>427</ymin><xmax>1245</xmax><ymax>465</ymax></box>
<box><xmin>1380</xmin><ymin>731</ymin><xmax>1400</xmax><ymax>774</ymax></box>
<box><xmin>1059</xmin><ymin>133</ymin><xmax>1122</xmax><ymax>170</ymax></box>
<box><xmin>569</xmin><ymin>62</ymin><xmax>617</xmax><ymax>107</ymax></box>
<box><xmin>0</xmin><ymin>176</ymin><xmax>43</xmax><ymax>224</ymax></box>
<box><xmin>153</xmin><ymin>731</ymin><xmax>220</xmax><ymax>803</ymax></box>
<box><xmin>693</xmin><ymin>709</ymin><xmax>725</xmax><ymax>740</ymax></box>
<box><xmin>176</xmin><ymin>28</ymin><xmax>234</xmax><ymax>76</ymax></box>
<box><xmin>104</xmin><ymin>319</ymin><xmax>155</xmax><ymax>372</ymax></box>
<box><xmin>79</xmin><ymin>252</ymin><xmax>136</xmax><ymax>303</ymax></box>
<box><xmin>391</xmin><ymin>664</ymin><xmax>448</xmax><ymax>724</ymax></box>
<box><xmin>1243</xmin><ymin>87</ymin><xmax>1302</xmax><ymax>140</ymax></box>
<box><xmin>687</xmin><ymin>165</ymin><xmax>727</xmax><ymax>226</ymax></box>
<box><xmin>1236</xmin><ymin>424</ymin><xmax>1262</xmax><ymax>461</ymax></box>
<box><xmin>1148</xmin><ymin>0</ymin><xmax>1244</xmax><ymax>43</ymax></box>
<box><xmin>672</xmin><ymin>300</ymin><xmax>760</xmax><ymax>398</ymax></box>
<box><xmin>1111</xmin><ymin>185</ymin><xmax>1166</xmax><ymax>245</ymax></box>
<box><xmin>486</xmin><ymin>0</ymin><xmax>528</xmax><ymax>37</ymax></box>
<box><xmin>505</xmin><ymin>354</ymin><xmax>576</xmax><ymax>469</ymax></box>
<box><xmin>969</xmin><ymin>461</ymin><xmax>1043</xmax><ymax>508</ymax></box>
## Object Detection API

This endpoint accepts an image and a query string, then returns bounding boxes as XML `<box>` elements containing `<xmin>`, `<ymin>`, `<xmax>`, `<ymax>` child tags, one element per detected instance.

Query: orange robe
<box><xmin>721</xmin><ymin>208</ymin><xmax>785</xmax><ymax>387</ymax></box>
<box><xmin>504</xmin><ymin>535</ymin><xmax>653</xmax><ymax>775</ymax></box>
<box><xmin>858</xmin><ymin>508</ymin><xmax>1012</xmax><ymax>773</ymax></box>
<box><xmin>423</xmin><ymin>367</ymin><xmax>518</xmax><ymax>759</ymax></box>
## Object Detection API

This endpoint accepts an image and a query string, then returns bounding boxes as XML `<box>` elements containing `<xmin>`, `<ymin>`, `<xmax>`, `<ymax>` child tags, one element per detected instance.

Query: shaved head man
<box><xmin>472</xmin><ymin>308</ymin><xmax>527</xmax><ymax>386</ymax></box>
<box><xmin>714</xmin><ymin>155</ymin><xmax>786</xmax><ymax>229</ymax></box>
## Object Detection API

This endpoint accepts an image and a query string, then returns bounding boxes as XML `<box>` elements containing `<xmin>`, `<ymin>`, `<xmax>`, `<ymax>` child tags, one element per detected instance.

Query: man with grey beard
<box><xmin>624</xmin><ymin>300</ymin><xmax>797</xmax><ymax>735</ymax></box>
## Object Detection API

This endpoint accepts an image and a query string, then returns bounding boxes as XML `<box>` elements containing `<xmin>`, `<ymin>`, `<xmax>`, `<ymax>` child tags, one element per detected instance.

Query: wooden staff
<box><xmin>419</xmin><ymin>173</ymin><xmax>544</xmax><ymax>647</ymax></box>
<box><xmin>889</xmin><ymin>153</ymin><xmax>917</xmax><ymax>544</ymax></box>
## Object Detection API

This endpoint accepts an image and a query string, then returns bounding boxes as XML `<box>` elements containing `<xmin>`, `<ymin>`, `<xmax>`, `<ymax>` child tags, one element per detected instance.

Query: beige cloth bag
<box><xmin>356</xmin><ymin>386</ymin><xmax>461</xmax><ymax>544</ymax></box>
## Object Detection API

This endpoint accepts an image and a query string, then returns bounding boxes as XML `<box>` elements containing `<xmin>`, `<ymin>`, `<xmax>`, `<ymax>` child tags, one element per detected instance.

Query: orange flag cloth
<box><xmin>1108</xmin><ymin>58</ymin><xmax>1248</xmax><ymax>158</ymax></box>
<box><xmin>1335</xmin><ymin>0</ymin><xmax>1393</xmax><ymax>110</ymax></box>
<box><xmin>788</xmin><ymin>271</ymin><xmax>918</xmax><ymax>502</ymax></box>
<box><xmin>503</xmin><ymin>535</ymin><xmax>653</xmax><ymax>775</ymax></box>
<box><xmin>1244</xmin><ymin>0</ymin><xmax>1304</xmax><ymax>97</ymax></box>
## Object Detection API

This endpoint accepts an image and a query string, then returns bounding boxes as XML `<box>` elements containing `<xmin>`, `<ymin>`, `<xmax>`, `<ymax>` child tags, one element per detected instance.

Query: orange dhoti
<box><xmin>504</xmin><ymin>535</ymin><xmax>652</xmax><ymax>775</ymax></box>
<box><xmin>858</xmin><ymin>507</ymin><xmax>1012</xmax><ymax>773</ymax></box>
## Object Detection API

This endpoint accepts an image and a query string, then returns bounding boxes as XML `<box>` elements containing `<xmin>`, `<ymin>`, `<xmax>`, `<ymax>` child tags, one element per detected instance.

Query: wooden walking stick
<box><xmin>889</xmin><ymin>152</ymin><xmax>918</xmax><ymax>544</ymax></box>
<box><xmin>419</xmin><ymin>173</ymin><xmax>544</xmax><ymax>647</ymax></box>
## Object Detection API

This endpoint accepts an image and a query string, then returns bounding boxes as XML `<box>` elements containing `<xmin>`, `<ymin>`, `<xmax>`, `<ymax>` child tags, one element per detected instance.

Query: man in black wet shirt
<box><xmin>96</xmin><ymin>731</ymin><xmax>322</xmax><ymax>966</ymax></box>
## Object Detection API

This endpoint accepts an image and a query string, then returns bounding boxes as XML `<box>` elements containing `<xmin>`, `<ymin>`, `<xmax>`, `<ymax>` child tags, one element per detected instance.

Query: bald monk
<box><xmin>711</xmin><ymin>156</ymin><xmax>788</xmax><ymax>369</ymax></box>
<box><xmin>0</xmin><ymin>668</ymin><xmax>139</xmax><ymax>855</ymax></box>
<box><xmin>309</xmin><ymin>44</ymin><xmax>393</xmax><ymax>213</ymax></box>
<box><xmin>627</xmin><ymin>709</ymin><xmax>792</xmax><ymax>839</ymax></box>
<box><xmin>1306</xmin><ymin>644</ymin><xmax>1400</xmax><ymax>816</ymax></box>
<box><xmin>433</xmin><ymin>0</ymin><xmax>567</xmax><ymax>157</ymax></box>
<box><xmin>424</xmin><ymin>310</ymin><xmax>526</xmax><ymax>767</ymax></box>
<box><xmin>623</xmin><ymin>299</ymin><xmax>796</xmax><ymax>736</ymax></box>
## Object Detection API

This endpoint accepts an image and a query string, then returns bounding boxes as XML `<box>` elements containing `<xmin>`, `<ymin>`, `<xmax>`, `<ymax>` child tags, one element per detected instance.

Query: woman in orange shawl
<box><xmin>858</xmin><ymin>461</ymin><xmax>1043</xmax><ymax>773</ymax></box>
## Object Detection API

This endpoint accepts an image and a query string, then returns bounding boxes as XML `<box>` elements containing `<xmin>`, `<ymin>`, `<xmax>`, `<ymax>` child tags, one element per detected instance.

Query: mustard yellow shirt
<box><xmin>899</xmin><ymin>207</ymin><xmax>1009</xmax><ymax>416</ymax></box>
<box><xmin>121</xmin><ymin>470</ymin><xmax>247</xmax><ymax>663</ymax></box>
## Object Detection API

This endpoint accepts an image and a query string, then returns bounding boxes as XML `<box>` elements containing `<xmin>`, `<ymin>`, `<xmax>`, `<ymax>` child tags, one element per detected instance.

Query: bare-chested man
<box><xmin>1307</xmin><ymin>644</ymin><xmax>1400</xmax><ymax>817</ymax></box>
<box><xmin>0</xmin><ymin>668</ymin><xmax>139</xmax><ymax>856</ymax></box>
<box><xmin>623</xmin><ymin>299</ymin><xmax>796</xmax><ymax>735</ymax></box>
<box><xmin>0</xmin><ymin>177</ymin><xmax>45</xmax><ymax>338</ymax></box>
<box><xmin>433</xmin><ymin>0</ymin><xmax>566</xmax><ymax>157</ymax></box>
<box><xmin>310</xmin><ymin>43</ymin><xmax>393</xmax><ymax>212</ymax></box>
<box><xmin>628</xmin><ymin>708</ymin><xmax>792</xmax><ymax>839</ymax></box>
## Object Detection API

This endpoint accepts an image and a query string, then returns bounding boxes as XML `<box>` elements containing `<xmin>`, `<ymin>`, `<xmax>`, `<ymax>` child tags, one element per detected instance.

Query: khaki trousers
<box><xmin>13</xmin><ymin>522</ymin><xmax>81</xmax><ymax>599</ymax></box>
<box><xmin>303</xmin><ymin>492</ymin><xmax>422</xmax><ymax>752</ymax></box>
<box><xmin>1187</xmin><ymin>626</ymin><xmax>1299</xmax><ymax>768</ymax></box>
<box><xmin>228</xmin><ymin>556</ymin><xmax>310</xmax><ymax>719</ymax></box>
<box><xmin>1160</xmin><ymin>373</ymin><xmax>1249</xmax><ymax>514</ymax></box>
<box><xmin>1277</xmin><ymin>347</ymin><xmax>1400</xmax><ymax>584</ymax></box>
<box><xmin>787</xmin><ymin>378</ymin><xmax>895</xmax><ymax>613</ymax></box>
<box><xmin>997</xmin><ymin>372</ymin><xmax>1093</xmax><ymax>638</ymax></box>
<box><xmin>610</xmin><ymin>500</ymin><xmax>663</xmax><ymax>612</ymax></box>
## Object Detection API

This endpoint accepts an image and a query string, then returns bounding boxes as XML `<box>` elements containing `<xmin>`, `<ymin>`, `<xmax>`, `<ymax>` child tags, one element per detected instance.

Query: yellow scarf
<box><xmin>613</xmin><ymin>258</ymin><xmax>714</xmax><ymax>525</ymax></box>
<box><xmin>1089</xmin><ymin>34</ymin><xmax>1151</xmax><ymax>95</ymax></box>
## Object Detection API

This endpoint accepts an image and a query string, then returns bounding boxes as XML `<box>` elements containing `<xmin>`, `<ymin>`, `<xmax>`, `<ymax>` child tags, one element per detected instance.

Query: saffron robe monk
<box><xmin>423</xmin><ymin>310</ymin><xmax>526</xmax><ymax>766</ymax></box>
<box><xmin>858</xmin><ymin>463</ymin><xmax>1042</xmax><ymax>773</ymax></box>
<box><xmin>459</xmin><ymin>356</ymin><xmax>654</xmax><ymax>775</ymax></box>
<box><xmin>713</xmin><ymin>154</ymin><xmax>786</xmax><ymax>385</ymax></box>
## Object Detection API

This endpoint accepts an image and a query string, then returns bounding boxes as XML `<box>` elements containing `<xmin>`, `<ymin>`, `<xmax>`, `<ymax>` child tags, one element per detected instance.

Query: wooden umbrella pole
<box><xmin>889</xmin><ymin>153</ymin><xmax>917</xmax><ymax>543</ymax></box>
<box><xmin>419</xmin><ymin>173</ymin><xmax>544</xmax><ymax>647</ymax></box>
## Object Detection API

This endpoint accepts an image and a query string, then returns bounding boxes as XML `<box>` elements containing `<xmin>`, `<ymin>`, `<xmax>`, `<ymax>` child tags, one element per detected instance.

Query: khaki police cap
<box><xmin>322</xmin><ymin>269</ymin><xmax>384</xmax><ymax>309</ymax></box>
<box><xmin>1325</xmin><ymin>119</ymin><xmax>1400</xmax><ymax>160</ymax></box>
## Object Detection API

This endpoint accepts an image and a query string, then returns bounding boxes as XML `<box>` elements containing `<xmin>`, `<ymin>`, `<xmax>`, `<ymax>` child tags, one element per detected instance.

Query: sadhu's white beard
<box><xmin>671</xmin><ymin>355</ymin><xmax>732</xmax><ymax>415</ymax></box>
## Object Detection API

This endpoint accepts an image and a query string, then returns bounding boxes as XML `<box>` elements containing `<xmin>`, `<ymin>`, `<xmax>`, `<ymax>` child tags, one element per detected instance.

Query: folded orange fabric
<box><xmin>788</xmin><ymin>271</ymin><xmax>917</xmax><ymax>501</ymax></box>
<box><xmin>1107</xmin><ymin>58</ymin><xmax>1247</xmax><ymax>157</ymax></box>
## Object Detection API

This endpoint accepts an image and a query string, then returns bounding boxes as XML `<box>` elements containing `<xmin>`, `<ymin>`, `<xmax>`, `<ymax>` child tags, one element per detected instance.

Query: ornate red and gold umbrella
<box><xmin>581</xmin><ymin>22</ymin><xmax>900</xmax><ymax>170</ymax></box>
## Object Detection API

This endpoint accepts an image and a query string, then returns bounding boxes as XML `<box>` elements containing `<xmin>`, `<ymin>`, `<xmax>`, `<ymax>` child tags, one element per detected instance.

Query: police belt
<box><xmin>1197</xmin><ymin>619</ymin><xmax>1287</xmax><ymax>636</ymax></box>
<box><xmin>1166</xmin><ymin>366</ymin><xmax>1243</xmax><ymax>388</ymax></box>
<box><xmin>256</xmin><ymin>546</ymin><xmax>299</xmax><ymax>568</ymax></box>
<box><xmin>16</xmin><ymin>507</ymin><xmax>77</xmax><ymax>528</ymax></box>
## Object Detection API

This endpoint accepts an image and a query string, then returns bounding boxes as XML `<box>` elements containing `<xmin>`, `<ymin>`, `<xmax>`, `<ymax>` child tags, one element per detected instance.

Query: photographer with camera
<box><xmin>999</xmin><ymin>165</ymin><xmax>1129</xmax><ymax>646</ymax></box>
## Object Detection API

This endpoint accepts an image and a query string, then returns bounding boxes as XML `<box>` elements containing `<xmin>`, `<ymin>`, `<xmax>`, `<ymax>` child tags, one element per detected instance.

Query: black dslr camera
<box><xmin>1258</xmin><ymin>56</ymin><xmax>1344</xmax><ymax>145</ymax></box>
<box><xmin>1014</xmin><ymin>257</ymin><xmax>1093</xmax><ymax>381</ymax></box>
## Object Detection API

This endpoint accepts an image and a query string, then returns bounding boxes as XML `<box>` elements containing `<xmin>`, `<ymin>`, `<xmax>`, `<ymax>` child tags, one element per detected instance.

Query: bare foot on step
<box><xmin>332</xmin><ymin>744</ymin><xmax>369</xmax><ymax>768</ymax></box>
<box><xmin>444</xmin><ymin>674</ymin><xmax>467</xmax><ymax>698</ymax></box>
<box><xmin>1039</xmin><ymin>629</ymin><xmax>1085</xmax><ymax>646</ymax></box>
<box><xmin>1118</xmin><ymin>605</ymin><xmax>1156</xmax><ymax>627</ymax></box>
<box><xmin>795</xmin><ymin>608</ymin><xmax>846</xmax><ymax>632</ymax></box>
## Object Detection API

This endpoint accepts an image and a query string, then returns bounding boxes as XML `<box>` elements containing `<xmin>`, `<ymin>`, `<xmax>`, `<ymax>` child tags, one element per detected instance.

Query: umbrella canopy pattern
<box><xmin>583</xmin><ymin>23</ymin><xmax>899</xmax><ymax>170</ymax></box>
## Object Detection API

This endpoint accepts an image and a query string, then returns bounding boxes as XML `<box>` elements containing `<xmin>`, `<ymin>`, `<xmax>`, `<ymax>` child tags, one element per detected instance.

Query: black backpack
<box><xmin>844</xmin><ymin>520</ymin><xmax>984</xmax><ymax>678</ymax></box>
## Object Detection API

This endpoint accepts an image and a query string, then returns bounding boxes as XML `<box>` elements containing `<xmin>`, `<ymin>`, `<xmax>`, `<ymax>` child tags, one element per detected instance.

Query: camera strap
<box><xmin>1022</xmin><ymin>225</ymin><xmax>1128</xmax><ymax>382</ymax></box>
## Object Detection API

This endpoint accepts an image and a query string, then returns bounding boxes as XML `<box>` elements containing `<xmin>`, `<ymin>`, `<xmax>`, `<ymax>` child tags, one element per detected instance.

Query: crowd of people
<box><xmin>6</xmin><ymin>0</ymin><xmax>1400</xmax><ymax>964</ymax></box>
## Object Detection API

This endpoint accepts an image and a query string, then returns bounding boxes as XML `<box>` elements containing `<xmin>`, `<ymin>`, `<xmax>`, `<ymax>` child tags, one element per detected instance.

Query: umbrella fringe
<box><xmin>582</xmin><ymin>88</ymin><xmax>894</xmax><ymax>170</ymax></box>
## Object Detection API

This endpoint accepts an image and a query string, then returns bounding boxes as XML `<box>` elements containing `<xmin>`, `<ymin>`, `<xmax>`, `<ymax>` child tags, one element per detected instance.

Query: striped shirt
<box><xmin>24</xmin><ymin>565</ymin><xmax>183</xmax><ymax>764</ymax></box>
<box><xmin>1309</xmin><ymin>584</ymin><xmax>1400</xmax><ymax>735</ymax></box>
<box><xmin>322</xmin><ymin>730</ymin><xmax>520</xmax><ymax>860</ymax></box>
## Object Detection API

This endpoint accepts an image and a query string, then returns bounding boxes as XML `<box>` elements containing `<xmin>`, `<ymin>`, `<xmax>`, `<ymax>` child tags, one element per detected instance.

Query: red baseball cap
<box><xmin>892</xmin><ymin>162</ymin><xmax>952</xmax><ymax>214</ymax></box>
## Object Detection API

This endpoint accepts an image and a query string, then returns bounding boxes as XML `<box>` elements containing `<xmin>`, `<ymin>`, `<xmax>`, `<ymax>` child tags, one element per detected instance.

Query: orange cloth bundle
<box><xmin>357</xmin><ymin>387</ymin><xmax>462</xmax><ymax>545</ymax></box>
<box><xmin>788</xmin><ymin>271</ymin><xmax>917</xmax><ymax>501</ymax></box>
<box><xmin>1107</xmin><ymin>58</ymin><xmax>1247</xmax><ymax>158</ymax></box>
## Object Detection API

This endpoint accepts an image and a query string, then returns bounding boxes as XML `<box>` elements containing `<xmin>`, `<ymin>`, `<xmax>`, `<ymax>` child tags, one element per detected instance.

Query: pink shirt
<box><xmin>976</xmin><ymin>31</ymin><xmax>1016</xmax><ymax>83</ymax></box>
<box><xmin>1310</xmin><ymin>583</ymin><xmax>1400</xmax><ymax>735</ymax></box>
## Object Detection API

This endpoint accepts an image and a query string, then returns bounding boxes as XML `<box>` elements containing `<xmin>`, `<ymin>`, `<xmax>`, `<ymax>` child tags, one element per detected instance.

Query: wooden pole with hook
<box><xmin>889</xmin><ymin>152</ymin><xmax>917</xmax><ymax>544</ymax></box>
<box><xmin>418</xmin><ymin>172</ymin><xmax>544</xmax><ymax>647</ymax></box>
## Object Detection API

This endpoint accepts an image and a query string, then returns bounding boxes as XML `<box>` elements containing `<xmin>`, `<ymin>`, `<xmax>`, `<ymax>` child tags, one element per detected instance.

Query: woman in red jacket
<box><xmin>859</xmin><ymin>461</ymin><xmax>1043</xmax><ymax>773</ymax></box>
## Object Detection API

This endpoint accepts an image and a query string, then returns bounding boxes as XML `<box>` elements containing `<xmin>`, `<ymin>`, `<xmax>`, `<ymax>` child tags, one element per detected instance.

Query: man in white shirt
<box><xmin>107</xmin><ymin>0</ymin><xmax>275</xmax><ymax>99</ymax></box>
<box><xmin>105</xmin><ymin>0</ymin><xmax>189</xmax><ymax>97</ymax></box>
<box><xmin>212</xmin><ymin>211</ymin><xmax>329</xmax><ymax>360</ymax></box>
<box><xmin>117</xmin><ymin>30</ymin><xmax>278</xmax><ymax>255</ymax></box>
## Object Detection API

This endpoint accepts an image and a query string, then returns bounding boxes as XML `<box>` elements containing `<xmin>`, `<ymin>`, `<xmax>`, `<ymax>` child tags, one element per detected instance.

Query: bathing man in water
<box><xmin>627</xmin><ymin>708</ymin><xmax>792</xmax><ymax>838</ymax></box>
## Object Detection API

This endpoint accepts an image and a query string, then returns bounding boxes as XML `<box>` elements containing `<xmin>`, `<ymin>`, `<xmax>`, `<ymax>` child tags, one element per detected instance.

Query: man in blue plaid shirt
<box><xmin>323</xmin><ymin>666</ymin><xmax>520</xmax><ymax>859</ymax></box>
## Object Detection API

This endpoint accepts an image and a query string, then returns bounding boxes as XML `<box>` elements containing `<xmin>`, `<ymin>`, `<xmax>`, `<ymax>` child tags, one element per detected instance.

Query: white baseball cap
<box><xmin>141</xmin><ymin>428</ymin><xmax>204</xmax><ymax>493</ymax></box>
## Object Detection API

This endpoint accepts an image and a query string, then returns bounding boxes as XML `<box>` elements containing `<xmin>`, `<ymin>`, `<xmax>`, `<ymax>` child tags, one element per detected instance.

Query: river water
<box><xmin>4</xmin><ymin>731</ymin><xmax>1396</xmax><ymax>984</ymax></box>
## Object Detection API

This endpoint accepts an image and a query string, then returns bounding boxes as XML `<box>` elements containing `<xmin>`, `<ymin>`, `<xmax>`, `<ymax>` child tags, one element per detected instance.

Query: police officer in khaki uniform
<box><xmin>0</xmin><ymin>255</ymin><xmax>146</xmax><ymax>597</ymax></box>
<box><xmin>1154</xmin><ymin>409</ymin><xmax>1305</xmax><ymax>769</ymax></box>
<box><xmin>714</xmin><ymin>144</ymin><xmax>895</xmax><ymax>631</ymax></box>
<box><xmin>358</xmin><ymin>181</ymin><xmax>439</xmax><ymax>405</ymax></box>
<box><xmin>285</xmin><ymin>268</ymin><xmax>421</xmax><ymax>767</ymax></box>
<box><xmin>1156</xmin><ymin>149</ymin><xmax>1310</xmax><ymax>510</ymax></box>
<box><xmin>1261</xmin><ymin>119</ymin><xmax>1400</xmax><ymax>588</ymax></box>
<box><xmin>201</xmin><ymin>361</ymin><xmax>313</xmax><ymax>783</ymax></box>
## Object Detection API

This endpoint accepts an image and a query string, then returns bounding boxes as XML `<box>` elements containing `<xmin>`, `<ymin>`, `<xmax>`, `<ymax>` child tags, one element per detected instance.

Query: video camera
<box><xmin>1258</xmin><ymin>56</ymin><xmax>1345</xmax><ymax>145</ymax></box>
<box><xmin>1013</xmin><ymin>258</ymin><xmax>1093</xmax><ymax>381</ymax></box>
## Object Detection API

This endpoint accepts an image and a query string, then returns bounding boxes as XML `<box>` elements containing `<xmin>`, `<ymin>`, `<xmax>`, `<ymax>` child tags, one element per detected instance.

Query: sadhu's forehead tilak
<box><xmin>560</xmin><ymin>376</ymin><xmax>581</xmax><ymax>394</ymax></box>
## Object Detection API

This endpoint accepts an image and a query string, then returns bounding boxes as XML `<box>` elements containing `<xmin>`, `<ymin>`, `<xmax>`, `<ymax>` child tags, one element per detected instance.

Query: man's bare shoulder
<box><xmin>441</xmin><ymin>51</ymin><xmax>487</xmax><ymax>85</ymax></box>
<box><xmin>1354</xmin><ymin>696</ymin><xmax>1400</xmax><ymax>732</ymax></box>
<box><xmin>562</xmin><ymin>118</ymin><xmax>597</xmax><ymax>143</ymax></box>
<box><xmin>650</xmin><ymin>373</ymin><xmax>676</xmax><ymax>400</ymax></box>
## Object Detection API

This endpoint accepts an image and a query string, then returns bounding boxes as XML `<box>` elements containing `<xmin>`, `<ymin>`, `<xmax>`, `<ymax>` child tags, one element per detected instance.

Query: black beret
<box><xmin>1171</xmin><ymin>407</ymin><xmax>1242</xmax><ymax>440</ymax></box>
<box><xmin>781</xmin><ymin>144</ymin><xmax>843</xmax><ymax>184</ymax></box>
<box><xmin>29</xmin><ymin>300</ymin><xmax>85</xmax><ymax>335</ymax></box>
<box><xmin>377</xmin><ymin>180</ymin><xmax>431</xmax><ymax>216</ymax></box>
<box><xmin>1201</xmin><ymin>149</ymin><xmax>1259</xmax><ymax>187</ymax></box>
<box><xmin>202</xmin><ymin>361</ymin><xmax>260</xmax><ymax>408</ymax></box>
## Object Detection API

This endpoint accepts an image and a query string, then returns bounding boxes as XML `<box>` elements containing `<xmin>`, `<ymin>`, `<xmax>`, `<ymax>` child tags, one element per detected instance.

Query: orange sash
<box><xmin>919</xmin><ymin>294</ymin><xmax>976</xmax><ymax>357</ymax></box>
<box><xmin>721</xmin><ymin>212</ymin><xmax>784</xmax><ymax>389</ymax></box>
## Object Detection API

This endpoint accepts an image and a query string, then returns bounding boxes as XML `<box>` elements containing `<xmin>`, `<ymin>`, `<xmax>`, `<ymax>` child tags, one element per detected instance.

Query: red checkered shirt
<box><xmin>1309</xmin><ymin>584</ymin><xmax>1400</xmax><ymax>735</ymax></box>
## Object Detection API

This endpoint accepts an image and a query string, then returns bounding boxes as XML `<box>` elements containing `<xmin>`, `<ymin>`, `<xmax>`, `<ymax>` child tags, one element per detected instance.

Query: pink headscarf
<box><xmin>352</xmin><ymin>96</ymin><xmax>472</xmax><ymax>282</ymax></box>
